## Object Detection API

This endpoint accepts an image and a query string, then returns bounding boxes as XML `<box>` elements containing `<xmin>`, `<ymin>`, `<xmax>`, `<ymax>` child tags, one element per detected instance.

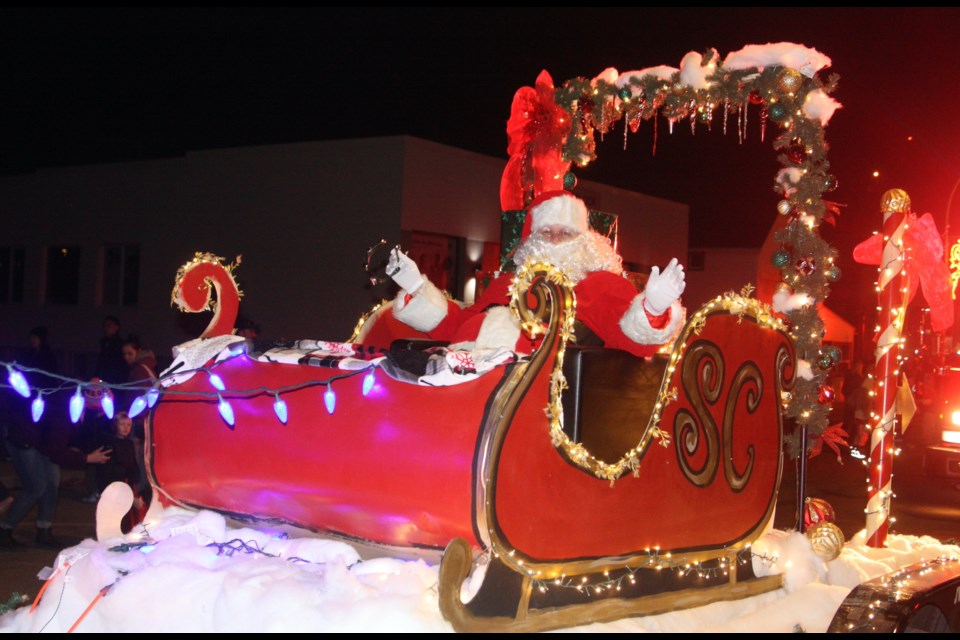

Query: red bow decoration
<box><xmin>853</xmin><ymin>211</ymin><xmax>955</xmax><ymax>333</ymax></box>
<box><xmin>499</xmin><ymin>70</ymin><xmax>572</xmax><ymax>211</ymax></box>
<box><xmin>822</xmin><ymin>200</ymin><xmax>845</xmax><ymax>227</ymax></box>
<box><xmin>808</xmin><ymin>422</ymin><xmax>849</xmax><ymax>461</ymax></box>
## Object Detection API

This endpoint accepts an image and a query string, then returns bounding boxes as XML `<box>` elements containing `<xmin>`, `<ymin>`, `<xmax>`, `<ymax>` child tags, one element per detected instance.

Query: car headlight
<box><xmin>943</xmin><ymin>430</ymin><xmax>960</xmax><ymax>445</ymax></box>
<box><xmin>952</xmin><ymin>411</ymin><xmax>960</xmax><ymax>426</ymax></box>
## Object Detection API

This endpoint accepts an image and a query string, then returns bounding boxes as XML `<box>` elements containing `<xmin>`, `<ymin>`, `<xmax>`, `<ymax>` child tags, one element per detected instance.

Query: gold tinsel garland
<box><xmin>512</xmin><ymin>263</ymin><xmax>786</xmax><ymax>484</ymax></box>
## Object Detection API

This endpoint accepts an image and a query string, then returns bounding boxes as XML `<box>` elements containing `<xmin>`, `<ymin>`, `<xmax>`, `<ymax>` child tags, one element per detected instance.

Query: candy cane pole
<box><xmin>866</xmin><ymin>189</ymin><xmax>911</xmax><ymax>548</ymax></box>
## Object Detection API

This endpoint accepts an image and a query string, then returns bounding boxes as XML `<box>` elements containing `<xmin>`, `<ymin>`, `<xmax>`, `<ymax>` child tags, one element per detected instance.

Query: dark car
<box><xmin>895</xmin><ymin>356</ymin><xmax>960</xmax><ymax>518</ymax></box>
<box><xmin>905</xmin><ymin>357</ymin><xmax>960</xmax><ymax>474</ymax></box>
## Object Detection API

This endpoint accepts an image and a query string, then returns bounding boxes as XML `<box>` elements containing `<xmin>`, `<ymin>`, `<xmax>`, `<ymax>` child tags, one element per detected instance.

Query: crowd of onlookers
<box><xmin>0</xmin><ymin>315</ymin><xmax>264</xmax><ymax>551</ymax></box>
<box><xmin>1</xmin><ymin>314</ymin><xmax>263</xmax><ymax>551</ymax></box>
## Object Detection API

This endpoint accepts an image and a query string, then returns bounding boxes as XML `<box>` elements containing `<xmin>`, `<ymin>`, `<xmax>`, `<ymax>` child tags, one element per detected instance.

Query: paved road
<box><xmin>0</xmin><ymin>463</ymin><xmax>98</xmax><ymax>608</ymax></box>
<box><xmin>1</xmin><ymin>448</ymin><xmax>958</xmax><ymax>612</ymax></box>
<box><xmin>775</xmin><ymin>447</ymin><xmax>960</xmax><ymax>543</ymax></box>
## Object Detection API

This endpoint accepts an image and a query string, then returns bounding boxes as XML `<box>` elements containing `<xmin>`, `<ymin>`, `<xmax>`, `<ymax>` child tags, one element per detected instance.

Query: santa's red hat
<box><xmin>522</xmin><ymin>191</ymin><xmax>589</xmax><ymax>241</ymax></box>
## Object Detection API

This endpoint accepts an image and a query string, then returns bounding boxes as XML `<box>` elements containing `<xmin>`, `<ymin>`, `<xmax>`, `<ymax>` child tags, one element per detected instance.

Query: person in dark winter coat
<box><xmin>95</xmin><ymin>412</ymin><xmax>146</xmax><ymax>534</ymax></box>
<box><xmin>0</xmin><ymin>480</ymin><xmax>12</xmax><ymax>516</ymax></box>
<box><xmin>122</xmin><ymin>336</ymin><xmax>157</xmax><ymax>497</ymax></box>
<box><xmin>1</xmin><ymin>388</ymin><xmax>111</xmax><ymax>550</ymax></box>
<box><xmin>21</xmin><ymin>326</ymin><xmax>58</xmax><ymax>389</ymax></box>
<box><xmin>95</xmin><ymin>316</ymin><xmax>127</xmax><ymax>385</ymax></box>
<box><xmin>842</xmin><ymin>360</ymin><xmax>872</xmax><ymax>458</ymax></box>
<box><xmin>121</xmin><ymin>335</ymin><xmax>157</xmax><ymax>406</ymax></box>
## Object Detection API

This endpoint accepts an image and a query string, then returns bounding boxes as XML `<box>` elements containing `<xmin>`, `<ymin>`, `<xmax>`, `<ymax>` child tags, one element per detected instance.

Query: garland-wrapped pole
<box><xmin>865</xmin><ymin>189</ymin><xmax>910</xmax><ymax>548</ymax></box>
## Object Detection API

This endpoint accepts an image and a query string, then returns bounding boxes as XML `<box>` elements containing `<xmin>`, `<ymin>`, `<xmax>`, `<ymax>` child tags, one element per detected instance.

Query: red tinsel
<box><xmin>499</xmin><ymin>70</ymin><xmax>572</xmax><ymax>211</ymax></box>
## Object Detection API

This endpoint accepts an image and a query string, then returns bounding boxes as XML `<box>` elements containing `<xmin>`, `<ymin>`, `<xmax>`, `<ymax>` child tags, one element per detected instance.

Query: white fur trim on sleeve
<box><xmin>619</xmin><ymin>295</ymin><xmax>685</xmax><ymax>346</ymax></box>
<box><xmin>392</xmin><ymin>277</ymin><xmax>449</xmax><ymax>332</ymax></box>
<box><xmin>474</xmin><ymin>306</ymin><xmax>521</xmax><ymax>351</ymax></box>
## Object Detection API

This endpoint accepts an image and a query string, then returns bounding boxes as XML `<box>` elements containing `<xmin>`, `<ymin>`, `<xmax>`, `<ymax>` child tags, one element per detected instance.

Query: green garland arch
<box><xmin>536</xmin><ymin>46</ymin><xmax>842</xmax><ymax>457</ymax></box>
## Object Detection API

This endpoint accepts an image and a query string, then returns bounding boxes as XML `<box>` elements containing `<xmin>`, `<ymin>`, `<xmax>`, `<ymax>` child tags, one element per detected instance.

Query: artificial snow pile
<box><xmin>604</xmin><ymin>41</ymin><xmax>842</xmax><ymax>127</ymax></box>
<box><xmin>0</xmin><ymin>504</ymin><xmax>957</xmax><ymax>633</ymax></box>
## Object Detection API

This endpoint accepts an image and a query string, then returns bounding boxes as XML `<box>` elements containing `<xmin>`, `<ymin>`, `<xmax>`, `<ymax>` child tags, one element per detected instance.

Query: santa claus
<box><xmin>387</xmin><ymin>191</ymin><xmax>686</xmax><ymax>357</ymax></box>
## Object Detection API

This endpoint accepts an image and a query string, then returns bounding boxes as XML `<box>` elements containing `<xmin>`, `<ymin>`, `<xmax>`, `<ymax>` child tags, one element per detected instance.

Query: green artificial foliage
<box><xmin>0</xmin><ymin>592</ymin><xmax>28</xmax><ymax>616</ymax></box>
<box><xmin>542</xmin><ymin>54</ymin><xmax>841</xmax><ymax>458</ymax></box>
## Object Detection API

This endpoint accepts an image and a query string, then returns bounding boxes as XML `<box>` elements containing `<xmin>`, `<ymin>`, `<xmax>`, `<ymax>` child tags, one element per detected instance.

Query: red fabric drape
<box><xmin>499</xmin><ymin>70</ymin><xmax>572</xmax><ymax>211</ymax></box>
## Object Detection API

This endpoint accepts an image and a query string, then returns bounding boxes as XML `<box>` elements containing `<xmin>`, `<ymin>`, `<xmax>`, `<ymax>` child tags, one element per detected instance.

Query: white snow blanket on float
<box><xmin>1</xmin><ymin>504</ymin><xmax>957</xmax><ymax>633</ymax></box>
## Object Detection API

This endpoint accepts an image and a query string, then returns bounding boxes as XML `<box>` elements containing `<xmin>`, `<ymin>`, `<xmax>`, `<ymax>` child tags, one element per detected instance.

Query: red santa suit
<box><xmin>390</xmin><ymin>191</ymin><xmax>684</xmax><ymax>357</ymax></box>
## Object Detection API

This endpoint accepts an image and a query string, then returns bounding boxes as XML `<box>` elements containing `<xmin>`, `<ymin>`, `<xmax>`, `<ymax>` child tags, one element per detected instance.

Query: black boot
<box><xmin>0</xmin><ymin>527</ymin><xmax>23</xmax><ymax>550</ymax></box>
<box><xmin>35</xmin><ymin>527</ymin><xmax>63</xmax><ymax>550</ymax></box>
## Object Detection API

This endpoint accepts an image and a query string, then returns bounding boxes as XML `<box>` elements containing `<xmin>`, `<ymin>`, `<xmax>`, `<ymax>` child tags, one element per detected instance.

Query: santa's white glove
<box><xmin>643</xmin><ymin>258</ymin><xmax>686</xmax><ymax>316</ymax></box>
<box><xmin>387</xmin><ymin>247</ymin><xmax>424</xmax><ymax>294</ymax></box>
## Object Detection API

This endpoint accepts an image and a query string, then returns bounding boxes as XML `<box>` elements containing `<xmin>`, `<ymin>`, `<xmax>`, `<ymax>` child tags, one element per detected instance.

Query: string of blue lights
<box><xmin>1</xmin><ymin>351</ymin><xmax>378</xmax><ymax>428</ymax></box>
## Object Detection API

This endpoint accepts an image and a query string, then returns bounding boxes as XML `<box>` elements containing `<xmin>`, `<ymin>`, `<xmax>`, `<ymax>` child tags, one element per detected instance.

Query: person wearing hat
<box><xmin>22</xmin><ymin>326</ymin><xmax>58</xmax><ymax>388</ymax></box>
<box><xmin>387</xmin><ymin>191</ymin><xmax>685</xmax><ymax>357</ymax></box>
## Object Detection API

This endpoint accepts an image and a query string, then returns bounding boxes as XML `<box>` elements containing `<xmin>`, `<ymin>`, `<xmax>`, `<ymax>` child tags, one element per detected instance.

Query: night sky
<box><xmin>2</xmin><ymin>7</ymin><xmax>959</xmax><ymax>324</ymax></box>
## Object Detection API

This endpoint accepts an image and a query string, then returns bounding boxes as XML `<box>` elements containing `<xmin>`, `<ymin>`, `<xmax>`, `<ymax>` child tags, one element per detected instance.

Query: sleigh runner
<box><xmin>147</xmin><ymin>256</ymin><xmax>794</xmax><ymax>632</ymax></box>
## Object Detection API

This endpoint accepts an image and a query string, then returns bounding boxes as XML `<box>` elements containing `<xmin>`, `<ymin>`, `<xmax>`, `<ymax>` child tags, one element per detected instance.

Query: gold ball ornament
<box><xmin>777</xmin><ymin>68</ymin><xmax>804</xmax><ymax>94</ymax></box>
<box><xmin>806</xmin><ymin>521</ymin><xmax>845</xmax><ymax>561</ymax></box>
<box><xmin>881</xmin><ymin>188</ymin><xmax>911</xmax><ymax>214</ymax></box>
<box><xmin>774</xmin><ymin>282</ymin><xmax>793</xmax><ymax>296</ymax></box>
<box><xmin>776</xmin><ymin>199</ymin><xmax>793</xmax><ymax>216</ymax></box>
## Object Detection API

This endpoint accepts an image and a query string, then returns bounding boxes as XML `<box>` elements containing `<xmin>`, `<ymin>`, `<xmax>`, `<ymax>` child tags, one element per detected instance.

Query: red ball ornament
<box><xmin>818</xmin><ymin>384</ymin><xmax>835</xmax><ymax>405</ymax></box>
<box><xmin>803</xmin><ymin>497</ymin><xmax>836</xmax><ymax>528</ymax></box>
<box><xmin>795</xmin><ymin>256</ymin><xmax>816</xmax><ymax>276</ymax></box>
<box><xmin>579</xmin><ymin>94</ymin><xmax>594</xmax><ymax>114</ymax></box>
<box><xmin>786</xmin><ymin>139</ymin><xmax>807</xmax><ymax>164</ymax></box>
<box><xmin>748</xmin><ymin>90</ymin><xmax>764</xmax><ymax>105</ymax></box>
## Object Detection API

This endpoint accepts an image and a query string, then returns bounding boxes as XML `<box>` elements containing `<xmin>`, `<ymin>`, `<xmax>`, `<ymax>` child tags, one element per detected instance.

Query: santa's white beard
<box><xmin>512</xmin><ymin>230</ymin><xmax>623</xmax><ymax>283</ymax></box>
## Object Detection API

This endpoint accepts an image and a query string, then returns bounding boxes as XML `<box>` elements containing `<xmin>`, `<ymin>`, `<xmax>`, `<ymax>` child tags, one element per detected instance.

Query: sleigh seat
<box><xmin>560</xmin><ymin>346</ymin><xmax>670</xmax><ymax>462</ymax></box>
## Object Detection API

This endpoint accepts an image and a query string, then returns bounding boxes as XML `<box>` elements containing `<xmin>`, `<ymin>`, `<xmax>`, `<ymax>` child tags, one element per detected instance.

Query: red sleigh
<box><xmin>148</xmin><ymin>255</ymin><xmax>795</xmax><ymax>632</ymax></box>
